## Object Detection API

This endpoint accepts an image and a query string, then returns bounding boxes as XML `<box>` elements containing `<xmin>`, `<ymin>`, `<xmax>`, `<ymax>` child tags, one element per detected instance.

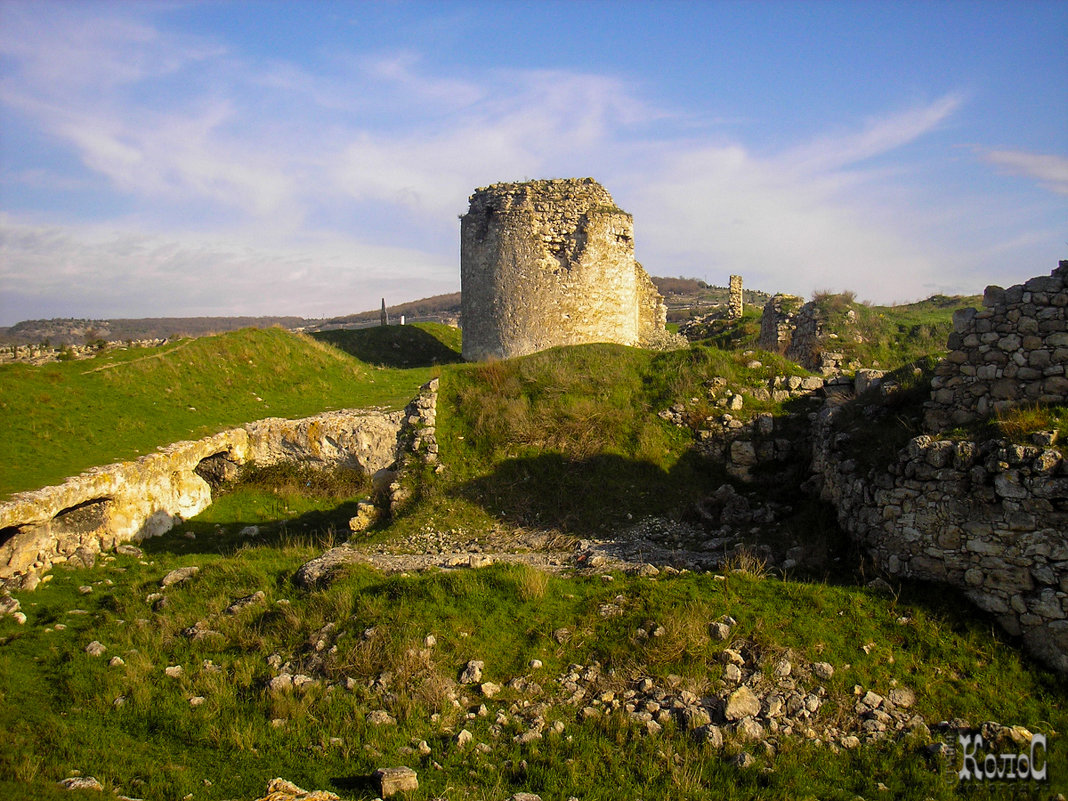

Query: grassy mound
<box><xmin>0</xmin><ymin>327</ymin><xmax>440</xmax><ymax>499</ymax></box>
<box><xmin>388</xmin><ymin>342</ymin><xmax>819</xmax><ymax>538</ymax></box>
<box><xmin>312</xmin><ymin>322</ymin><xmax>462</xmax><ymax>369</ymax></box>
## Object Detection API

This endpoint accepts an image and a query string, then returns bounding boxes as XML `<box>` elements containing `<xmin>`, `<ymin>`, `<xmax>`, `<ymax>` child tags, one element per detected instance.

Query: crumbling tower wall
<box><xmin>460</xmin><ymin>178</ymin><xmax>666</xmax><ymax>361</ymax></box>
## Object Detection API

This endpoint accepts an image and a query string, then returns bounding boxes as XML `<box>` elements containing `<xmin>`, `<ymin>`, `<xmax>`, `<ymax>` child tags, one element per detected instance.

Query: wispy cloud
<box><xmin>0</xmin><ymin>4</ymin><xmax>1059</xmax><ymax>325</ymax></box>
<box><xmin>0</xmin><ymin>215</ymin><xmax>455</xmax><ymax>321</ymax></box>
<box><xmin>783</xmin><ymin>94</ymin><xmax>964</xmax><ymax>175</ymax></box>
<box><xmin>979</xmin><ymin>149</ymin><xmax>1068</xmax><ymax>195</ymax></box>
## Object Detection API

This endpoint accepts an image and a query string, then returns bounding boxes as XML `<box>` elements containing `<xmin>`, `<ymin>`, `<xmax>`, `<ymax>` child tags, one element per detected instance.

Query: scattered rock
<box><xmin>374</xmin><ymin>766</ymin><xmax>418</xmax><ymax>798</ymax></box>
<box><xmin>456</xmin><ymin>729</ymin><xmax>473</xmax><ymax>749</ymax></box>
<box><xmin>460</xmin><ymin>660</ymin><xmax>484</xmax><ymax>684</ymax></box>
<box><xmin>367</xmin><ymin>710</ymin><xmax>397</xmax><ymax>726</ymax></box>
<box><xmin>60</xmin><ymin>776</ymin><xmax>103</xmax><ymax>791</ymax></box>
<box><xmin>812</xmin><ymin>662</ymin><xmax>834</xmax><ymax>680</ymax></box>
<box><xmin>709</xmin><ymin>622</ymin><xmax>731</xmax><ymax>641</ymax></box>
<box><xmin>85</xmin><ymin>641</ymin><xmax>106</xmax><ymax>657</ymax></box>
<box><xmin>164</xmin><ymin>665</ymin><xmax>183</xmax><ymax>678</ymax></box>
<box><xmin>160</xmin><ymin>567</ymin><xmax>199</xmax><ymax>588</ymax></box>
<box><xmin>888</xmin><ymin>688</ymin><xmax>915</xmax><ymax>708</ymax></box>
<box><xmin>735</xmin><ymin>717</ymin><xmax>765</xmax><ymax>742</ymax></box>
<box><xmin>225</xmin><ymin>591</ymin><xmax>267</xmax><ymax>615</ymax></box>
<box><xmin>253</xmin><ymin>777</ymin><xmax>340</xmax><ymax>801</ymax></box>
<box><xmin>115</xmin><ymin>544</ymin><xmax>143</xmax><ymax>557</ymax></box>
<box><xmin>347</xmin><ymin>501</ymin><xmax>379</xmax><ymax>533</ymax></box>
<box><xmin>725</xmin><ymin>686</ymin><xmax>761</xmax><ymax>721</ymax></box>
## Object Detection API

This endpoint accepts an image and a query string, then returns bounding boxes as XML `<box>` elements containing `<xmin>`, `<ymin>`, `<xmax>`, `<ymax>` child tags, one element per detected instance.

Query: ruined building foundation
<box><xmin>460</xmin><ymin>178</ymin><xmax>666</xmax><ymax>361</ymax></box>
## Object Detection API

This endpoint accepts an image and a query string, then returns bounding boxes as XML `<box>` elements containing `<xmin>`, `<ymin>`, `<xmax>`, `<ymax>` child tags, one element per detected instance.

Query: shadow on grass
<box><xmin>454</xmin><ymin>450</ymin><xmax>722</xmax><ymax>533</ymax></box>
<box><xmin>312</xmin><ymin>326</ymin><xmax>462</xmax><ymax>369</ymax></box>
<box><xmin>136</xmin><ymin>498</ymin><xmax>363</xmax><ymax>559</ymax></box>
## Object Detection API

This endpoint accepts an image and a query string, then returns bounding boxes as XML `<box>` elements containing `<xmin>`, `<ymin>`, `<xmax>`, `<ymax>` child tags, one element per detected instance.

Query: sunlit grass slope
<box><xmin>0</xmin><ymin>327</ymin><xmax>445</xmax><ymax>499</ymax></box>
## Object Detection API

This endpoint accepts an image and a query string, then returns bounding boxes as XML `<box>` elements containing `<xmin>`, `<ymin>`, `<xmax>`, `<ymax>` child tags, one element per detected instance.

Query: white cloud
<box><xmin>0</xmin><ymin>5</ymin><xmax>1059</xmax><ymax>323</ymax></box>
<box><xmin>0</xmin><ymin>215</ymin><xmax>455</xmax><ymax>323</ymax></box>
<box><xmin>979</xmin><ymin>149</ymin><xmax>1068</xmax><ymax>195</ymax></box>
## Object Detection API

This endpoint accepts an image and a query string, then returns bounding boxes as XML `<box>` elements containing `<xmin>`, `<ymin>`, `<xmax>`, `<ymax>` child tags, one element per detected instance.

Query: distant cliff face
<box><xmin>459</xmin><ymin>178</ymin><xmax>666</xmax><ymax>361</ymax></box>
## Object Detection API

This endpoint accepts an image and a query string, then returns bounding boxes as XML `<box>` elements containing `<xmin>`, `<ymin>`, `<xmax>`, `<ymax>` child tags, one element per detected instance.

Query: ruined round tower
<box><xmin>460</xmin><ymin>178</ymin><xmax>666</xmax><ymax>361</ymax></box>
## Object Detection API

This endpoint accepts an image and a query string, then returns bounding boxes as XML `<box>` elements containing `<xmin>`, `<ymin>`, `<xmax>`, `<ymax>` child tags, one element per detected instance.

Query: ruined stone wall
<box><xmin>758</xmin><ymin>295</ymin><xmax>858</xmax><ymax>375</ymax></box>
<box><xmin>460</xmin><ymin>178</ymin><xmax>666</xmax><ymax>361</ymax></box>
<box><xmin>0</xmin><ymin>409</ymin><xmax>404</xmax><ymax>590</ymax></box>
<box><xmin>728</xmin><ymin>276</ymin><xmax>744</xmax><ymax>320</ymax></box>
<box><xmin>812</xmin><ymin>404</ymin><xmax>1068</xmax><ymax>673</ymax></box>
<box><xmin>925</xmin><ymin>261</ymin><xmax>1068</xmax><ymax>430</ymax></box>
<box><xmin>758</xmin><ymin>294</ymin><xmax>803</xmax><ymax>354</ymax></box>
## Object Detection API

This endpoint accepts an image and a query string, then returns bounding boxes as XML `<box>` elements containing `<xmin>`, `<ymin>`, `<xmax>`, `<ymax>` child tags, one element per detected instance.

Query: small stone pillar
<box><xmin>380</xmin><ymin>298</ymin><xmax>389</xmax><ymax>327</ymax></box>
<box><xmin>728</xmin><ymin>275</ymin><xmax>744</xmax><ymax>320</ymax></box>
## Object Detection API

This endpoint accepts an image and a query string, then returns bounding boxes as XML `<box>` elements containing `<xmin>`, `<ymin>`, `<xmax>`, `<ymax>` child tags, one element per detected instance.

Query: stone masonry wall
<box><xmin>728</xmin><ymin>275</ymin><xmax>743</xmax><ymax>320</ymax></box>
<box><xmin>925</xmin><ymin>260</ymin><xmax>1068</xmax><ymax>430</ymax></box>
<box><xmin>812</xmin><ymin>402</ymin><xmax>1068</xmax><ymax>673</ymax></box>
<box><xmin>460</xmin><ymin>178</ymin><xmax>666</xmax><ymax>361</ymax></box>
<box><xmin>0</xmin><ymin>408</ymin><xmax>404</xmax><ymax>591</ymax></box>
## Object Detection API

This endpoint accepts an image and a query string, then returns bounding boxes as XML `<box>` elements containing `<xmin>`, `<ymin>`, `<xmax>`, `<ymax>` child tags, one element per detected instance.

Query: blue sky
<box><xmin>0</xmin><ymin>0</ymin><xmax>1065</xmax><ymax>325</ymax></box>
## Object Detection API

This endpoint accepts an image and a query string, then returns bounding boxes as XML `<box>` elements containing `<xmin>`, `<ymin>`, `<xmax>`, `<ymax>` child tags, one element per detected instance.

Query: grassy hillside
<box><xmin>685</xmin><ymin>294</ymin><xmax>982</xmax><ymax>372</ymax></box>
<box><xmin>411</xmin><ymin>343</ymin><xmax>810</xmax><ymax>536</ymax></box>
<box><xmin>2</xmin><ymin>536</ymin><xmax>1063</xmax><ymax>801</ymax></box>
<box><xmin>0</xmin><ymin>327</ymin><xmax>455</xmax><ymax>499</ymax></box>
<box><xmin>2</xmin><ymin>325</ymin><xmax>1065</xmax><ymax>799</ymax></box>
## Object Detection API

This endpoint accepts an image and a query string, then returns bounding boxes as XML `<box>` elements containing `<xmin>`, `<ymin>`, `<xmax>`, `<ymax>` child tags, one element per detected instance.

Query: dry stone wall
<box><xmin>460</xmin><ymin>178</ymin><xmax>666</xmax><ymax>361</ymax></box>
<box><xmin>0</xmin><ymin>409</ymin><xmax>403</xmax><ymax>591</ymax></box>
<box><xmin>812</xmin><ymin>404</ymin><xmax>1068</xmax><ymax>673</ymax></box>
<box><xmin>925</xmin><ymin>260</ymin><xmax>1068</xmax><ymax>430</ymax></box>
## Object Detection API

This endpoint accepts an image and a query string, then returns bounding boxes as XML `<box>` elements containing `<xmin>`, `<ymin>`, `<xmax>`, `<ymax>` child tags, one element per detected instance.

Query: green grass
<box><xmin>2</xmin><ymin>325</ymin><xmax>1065</xmax><ymax>799</ymax></box>
<box><xmin>1</xmin><ymin>524</ymin><xmax>1063</xmax><ymax>800</ymax></box>
<box><xmin>810</xmin><ymin>293</ymin><xmax>982</xmax><ymax>371</ymax></box>
<box><xmin>0</xmin><ymin>327</ymin><xmax>445</xmax><ymax>499</ymax></box>
<box><xmin>384</xmin><ymin>343</ymin><xmax>817</xmax><ymax>537</ymax></box>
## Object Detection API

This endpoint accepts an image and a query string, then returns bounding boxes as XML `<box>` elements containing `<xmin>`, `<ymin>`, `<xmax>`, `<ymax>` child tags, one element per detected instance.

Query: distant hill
<box><xmin>0</xmin><ymin>316</ymin><xmax>308</xmax><ymax>345</ymax></box>
<box><xmin>0</xmin><ymin>279</ymin><xmax>802</xmax><ymax>343</ymax></box>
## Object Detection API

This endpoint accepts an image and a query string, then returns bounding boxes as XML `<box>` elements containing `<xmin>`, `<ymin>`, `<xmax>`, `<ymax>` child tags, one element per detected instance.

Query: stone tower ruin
<box><xmin>728</xmin><ymin>275</ymin><xmax>744</xmax><ymax>319</ymax></box>
<box><xmin>460</xmin><ymin>178</ymin><xmax>667</xmax><ymax>361</ymax></box>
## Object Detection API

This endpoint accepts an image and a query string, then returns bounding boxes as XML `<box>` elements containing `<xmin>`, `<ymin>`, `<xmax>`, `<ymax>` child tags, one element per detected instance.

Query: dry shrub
<box><xmin>644</xmin><ymin>602</ymin><xmax>713</xmax><ymax>664</ymax></box>
<box><xmin>723</xmin><ymin>547</ymin><xmax>769</xmax><ymax>578</ymax></box>
<box><xmin>515</xmin><ymin>563</ymin><xmax>549</xmax><ymax>601</ymax></box>
<box><xmin>995</xmin><ymin>404</ymin><xmax>1056</xmax><ymax>441</ymax></box>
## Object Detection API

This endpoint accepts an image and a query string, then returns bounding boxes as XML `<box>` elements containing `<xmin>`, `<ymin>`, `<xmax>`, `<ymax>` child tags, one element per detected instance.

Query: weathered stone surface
<box><xmin>60</xmin><ymin>776</ymin><xmax>103</xmax><ymax>791</ymax></box>
<box><xmin>293</xmin><ymin>546</ymin><xmax>362</xmax><ymax>589</ymax></box>
<box><xmin>460</xmin><ymin>660</ymin><xmax>484</xmax><ymax>684</ymax></box>
<box><xmin>253</xmin><ymin>778</ymin><xmax>340</xmax><ymax>801</ymax></box>
<box><xmin>374</xmin><ymin>766</ymin><xmax>418</xmax><ymax>798</ymax></box>
<box><xmin>1</xmin><ymin>408</ymin><xmax>404</xmax><ymax>591</ymax></box>
<box><xmin>161</xmin><ymin>566</ymin><xmax>199</xmax><ymax>587</ymax></box>
<box><xmin>460</xmin><ymin>178</ymin><xmax>667</xmax><ymax>361</ymax></box>
<box><xmin>811</xmin><ymin>265</ymin><xmax>1068</xmax><ymax>674</ymax></box>
<box><xmin>347</xmin><ymin>501</ymin><xmax>379</xmax><ymax>533</ymax></box>
<box><xmin>724</xmin><ymin>686</ymin><xmax>761</xmax><ymax>721</ymax></box>
<box><xmin>926</xmin><ymin>260</ymin><xmax>1068</xmax><ymax>429</ymax></box>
